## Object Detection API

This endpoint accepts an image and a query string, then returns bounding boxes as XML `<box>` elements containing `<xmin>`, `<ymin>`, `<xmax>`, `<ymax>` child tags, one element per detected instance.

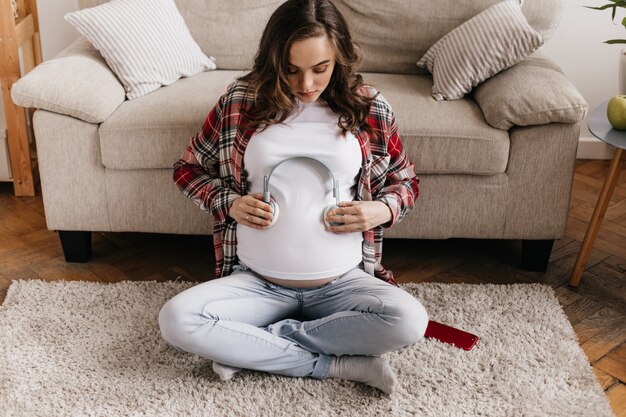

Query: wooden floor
<box><xmin>0</xmin><ymin>159</ymin><xmax>624</xmax><ymax>415</ymax></box>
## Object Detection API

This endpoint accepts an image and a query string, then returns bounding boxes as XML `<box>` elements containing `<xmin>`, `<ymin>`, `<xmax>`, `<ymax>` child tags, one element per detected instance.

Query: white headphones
<box><xmin>263</xmin><ymin>156</ymin><xmax>344</xmax><ymax>228</ymax></box>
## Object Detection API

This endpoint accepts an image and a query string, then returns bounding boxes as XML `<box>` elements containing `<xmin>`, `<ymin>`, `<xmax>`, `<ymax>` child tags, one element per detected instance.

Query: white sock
<box><xmin>212</xmin><ymin>361</ymin><xmax>241</xmax><ymax>381</ymax></box>
<box><xmin>326</xmin><ymin>356</ymin><xmax>398</xmax><ymax>395</ymax></box>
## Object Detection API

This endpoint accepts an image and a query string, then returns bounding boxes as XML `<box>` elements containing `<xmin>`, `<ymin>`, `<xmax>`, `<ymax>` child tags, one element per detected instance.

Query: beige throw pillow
<box><xmin>416</xmin><ymin>0</ymin><xmax>544</xmax><ymax>101</ymax></box>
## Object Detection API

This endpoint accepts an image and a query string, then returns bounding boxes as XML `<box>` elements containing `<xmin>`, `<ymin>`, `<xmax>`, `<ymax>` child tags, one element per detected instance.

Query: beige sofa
<box><xmin>11</xmin><ymin>0</ymin><xmax>588</xmax><ymax>272</ymax></box>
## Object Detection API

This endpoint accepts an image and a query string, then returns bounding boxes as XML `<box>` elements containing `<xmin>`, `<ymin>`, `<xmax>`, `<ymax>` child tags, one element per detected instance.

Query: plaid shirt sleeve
<box><xmin>372</xmin><ymin>93</ymin><xmax>420</xmax><ymax>228</ymax></box>
<box><xmin>172</xmin><ymin>93</ymin><xmax>241</xmax><ymax>224</ymax></box>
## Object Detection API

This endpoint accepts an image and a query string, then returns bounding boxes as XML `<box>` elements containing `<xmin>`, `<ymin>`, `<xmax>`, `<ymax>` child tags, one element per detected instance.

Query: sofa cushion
<box><xmin>472</xmin><ymin>52</ymin><xmax>589</xmax><ymax>130</ymax></box>
<box><xmin>100</xmin><ymin>71</ymin><xmax>509</xmax><ymax>176</ymax></box>
<box><xmin>11</xmin><ymin>37</ymin><xmax>126</xmax><ymax>124</ymax></box>
<box><xmin>99</xmin><ymin>70</ymin><xmax>246</xmax><ymax>170</ymax></box>
<box><xmin>78</xmin><ymin>0</ymin><xmax>563</xmax><ymax>75</ymax></box>
<box><xmin>78</xmin><ymin>0</ymin><xmax>281</xmax><ymax>71</ymax></box>
<box><xmin>365</xmin><ymin>73</ymin><xmax>509</xmax><ymax>175</ymax></box>
<box><xmin>336</xmin><ymin>0</ymin><xmax>558</xmax><ymax>75</ymax></box>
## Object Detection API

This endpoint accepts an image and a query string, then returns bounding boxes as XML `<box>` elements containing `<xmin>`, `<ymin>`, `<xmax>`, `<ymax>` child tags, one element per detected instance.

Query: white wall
<box><xmin>1</xmin><ymin>0</ymin><xmax>623</xmax><ymax>158</ymax></box>
<box><xmin>542</xmin><ymin>0</ymin><xmax>625</xmax><ymax>158</ymax></box>
<box><xmin>37</xmin><ymin>0</ymin><xmax>80</xmax><ymax>62</ymax></box>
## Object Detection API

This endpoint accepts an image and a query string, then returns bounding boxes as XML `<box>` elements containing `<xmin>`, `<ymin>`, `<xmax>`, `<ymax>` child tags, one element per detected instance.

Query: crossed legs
<box><xmin>158</xmin><ymin>266</ymin><xmax>428</xmax><ymax>393</ymax></box>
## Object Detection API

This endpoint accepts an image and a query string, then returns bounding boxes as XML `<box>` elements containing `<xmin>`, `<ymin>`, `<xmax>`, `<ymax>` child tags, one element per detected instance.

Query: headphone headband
<box><xmin>263</xmin><ymin>156</ymin><xmax>340</xmax><ymax>205</ymax></box>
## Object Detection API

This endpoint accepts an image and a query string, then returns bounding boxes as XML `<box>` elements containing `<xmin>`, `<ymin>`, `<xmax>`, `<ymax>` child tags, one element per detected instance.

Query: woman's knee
<box><xmin>158</xmin><ymin>297</ymin><xmax>184</xmax><ymax>346</ymax></box>
<box><xmin>385</xmin><ymin>293</ymin><xmax>429</xmax><ymax>347</ymax></box>
<box><xmin>158</xmin><ymin>295</ymin><xmax>207</xmax><ymax>348</ymax></box>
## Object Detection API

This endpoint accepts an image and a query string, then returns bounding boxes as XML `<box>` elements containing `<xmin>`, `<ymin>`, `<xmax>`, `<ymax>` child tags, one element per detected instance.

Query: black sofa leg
<box><xmin>58</xmin><ymin>231</ymin><xmax>92</xmax><ymax>262</ymax></box>
<box><xmin>521</xmin><ymin>239</ymin><xmax>554</xmax><ymax>272</ymax></box>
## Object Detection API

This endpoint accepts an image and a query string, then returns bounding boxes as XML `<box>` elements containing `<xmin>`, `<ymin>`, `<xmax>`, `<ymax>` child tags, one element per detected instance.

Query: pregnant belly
<box><xmin>260</xmin><ymin>274</ymin><xmax>340</xmax><ymax>289</ymax></box>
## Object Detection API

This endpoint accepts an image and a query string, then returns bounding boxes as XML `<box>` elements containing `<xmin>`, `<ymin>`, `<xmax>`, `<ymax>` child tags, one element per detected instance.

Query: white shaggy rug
<box><xmin>0</xmin><ymin>279</ymin><xmax>615</xmax><ymax>417</ymax></box>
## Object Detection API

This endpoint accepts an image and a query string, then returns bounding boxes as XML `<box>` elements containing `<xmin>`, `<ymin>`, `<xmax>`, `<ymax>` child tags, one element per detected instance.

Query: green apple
<box><xmin>607</xmin><ymin>95</ymin><xmax>626</xmax><ymax>130</ymax></box>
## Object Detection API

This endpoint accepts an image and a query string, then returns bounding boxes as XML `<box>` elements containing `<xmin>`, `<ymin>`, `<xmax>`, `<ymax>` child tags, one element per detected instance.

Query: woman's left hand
<box><xmin>325</xmin><ymin>201</ymin><xmax>393</xmax><ymax>233</ymax></box>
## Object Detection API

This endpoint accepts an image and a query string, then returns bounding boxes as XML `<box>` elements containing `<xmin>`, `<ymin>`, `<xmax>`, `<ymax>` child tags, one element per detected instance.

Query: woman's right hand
<box><xmin>228</xmin><ymin>193</ymin><xmax>273</xmax><ymax>228</ymax></box>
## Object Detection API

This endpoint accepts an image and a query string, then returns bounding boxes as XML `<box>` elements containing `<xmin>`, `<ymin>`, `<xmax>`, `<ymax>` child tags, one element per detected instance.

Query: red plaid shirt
<box><xmin>173</xmin><ymin>81</ymin><xmax>419</xmax><ymax>285</ymax></box>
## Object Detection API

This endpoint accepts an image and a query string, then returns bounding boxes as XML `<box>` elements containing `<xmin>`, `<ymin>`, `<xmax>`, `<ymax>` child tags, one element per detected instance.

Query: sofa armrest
<box><xmin>10</xmin><ymin>37</ymin><xmax>126</xmax><ymax>124</ymax></box>
<box><xmin>472</xmin><ymin>51</ymin><xmax>588</xmax><ymax>130</ymax></box>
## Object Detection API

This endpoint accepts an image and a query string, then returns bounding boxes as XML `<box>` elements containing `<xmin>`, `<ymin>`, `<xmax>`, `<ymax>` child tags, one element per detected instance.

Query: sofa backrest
<box><xmin>78</xmin><ymin>0</ymin><xmax>562</xmax><ymax>74</ymax></box>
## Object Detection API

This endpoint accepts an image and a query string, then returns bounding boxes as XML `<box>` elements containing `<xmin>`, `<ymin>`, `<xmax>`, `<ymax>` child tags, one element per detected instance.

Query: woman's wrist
<box><xmin>227</xmin><ymin>196</ymin><xmax>241</xmax><ymax>219</ymax></box>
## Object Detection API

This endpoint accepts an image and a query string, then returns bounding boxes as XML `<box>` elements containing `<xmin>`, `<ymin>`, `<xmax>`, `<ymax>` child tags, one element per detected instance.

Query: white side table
<box><xmin>570</xmin><ymin>100</ymin><xmax>625</xmax><ymax>286</ymax></box>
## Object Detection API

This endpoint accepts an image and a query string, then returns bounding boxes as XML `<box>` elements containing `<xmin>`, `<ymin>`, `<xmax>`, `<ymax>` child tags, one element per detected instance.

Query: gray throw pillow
<box><xmin>416</xmin><ymin>0</ymin><xmax>544</xmax><ymax>101</ymax></box>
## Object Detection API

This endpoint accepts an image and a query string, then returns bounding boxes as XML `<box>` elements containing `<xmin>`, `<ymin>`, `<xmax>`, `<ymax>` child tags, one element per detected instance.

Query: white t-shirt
<box><xmin>236</xmin><ymin>99</ymin><xmax>363</xmax><ymax>280</ymax></box>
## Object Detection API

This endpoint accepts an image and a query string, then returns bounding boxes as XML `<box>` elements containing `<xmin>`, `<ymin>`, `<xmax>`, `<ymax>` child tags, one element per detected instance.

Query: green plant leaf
<box><xmin>583</xmin><ymin>4</ymin><xmax>617</xmax><ymax>10</ymax></box>
<box><xmin>584</xmin><ymin>2</ymin><xmax>626</xmax><ymax>23</ymax></box>
<box><xmin>585</xmin><ymin>1</ymin><xmax>626</xmax><ymax>45</ymax></box>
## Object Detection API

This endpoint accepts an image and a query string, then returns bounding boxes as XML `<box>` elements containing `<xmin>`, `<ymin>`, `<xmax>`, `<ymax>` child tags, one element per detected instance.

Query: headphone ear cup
<box><xmin>323</xmin><ymin>204</ymin><xmax>342</xmax><ymax>227</ymax></box>
<box><xmin>268</xmin><ymin>200</ymin><xmax>279</xmax><ymax>227</ymax></box>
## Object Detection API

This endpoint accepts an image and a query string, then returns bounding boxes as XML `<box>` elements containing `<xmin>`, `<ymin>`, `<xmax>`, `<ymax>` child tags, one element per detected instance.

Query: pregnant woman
<box><xmin>158</xmin><ymin>0</ymin><xmax>428</xmax><ymax>395</ymax></box>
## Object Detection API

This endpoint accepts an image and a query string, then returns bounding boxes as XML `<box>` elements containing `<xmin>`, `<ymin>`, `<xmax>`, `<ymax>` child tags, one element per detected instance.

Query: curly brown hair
<box><xmin>238</xmin><ymin>0</ymin><xmax>376</xmax><ymax>139</ymax></box>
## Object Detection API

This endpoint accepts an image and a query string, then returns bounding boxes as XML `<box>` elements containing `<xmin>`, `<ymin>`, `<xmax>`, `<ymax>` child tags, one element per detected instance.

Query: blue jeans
<box><xmin>158</xmin><ymin>264</ymin><xmax>428</xmax><ymax>379</ymax></box>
